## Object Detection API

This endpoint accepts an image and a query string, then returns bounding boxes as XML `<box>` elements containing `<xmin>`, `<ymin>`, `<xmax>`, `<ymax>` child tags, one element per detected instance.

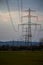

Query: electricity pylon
<box><xmin>22</xmin><ymin>8</ymin><xmax>38</xmax><ymax>45</ymax></box>
<box><xmin>18</xmin><ymin>8</ymin><xmax>41</xmax><ymax>47</ymax></box>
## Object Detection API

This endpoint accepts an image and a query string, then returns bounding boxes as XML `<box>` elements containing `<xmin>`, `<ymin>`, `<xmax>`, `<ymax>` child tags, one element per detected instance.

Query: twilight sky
<box><xmin>0</xmin><ymin>0</ymin><xmax>43</xmax><ymax>42</ymax></box>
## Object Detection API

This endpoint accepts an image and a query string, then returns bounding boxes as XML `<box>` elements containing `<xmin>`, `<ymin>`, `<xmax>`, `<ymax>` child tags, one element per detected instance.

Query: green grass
<box><xmin>0</xmin><ymin>51</ymin><xmax>43</xmax><ymax>65</ymax></box>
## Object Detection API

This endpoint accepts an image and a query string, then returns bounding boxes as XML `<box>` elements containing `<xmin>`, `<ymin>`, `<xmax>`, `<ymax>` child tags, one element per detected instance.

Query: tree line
<box><xmin>0</xmin><ymin>42</ymin><xmax>43</xmax><ymax>51</ymax></box>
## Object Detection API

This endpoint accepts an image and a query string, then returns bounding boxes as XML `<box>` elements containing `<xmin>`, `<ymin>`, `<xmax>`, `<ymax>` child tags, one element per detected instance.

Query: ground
<box><xmin>0</xmin><ymin>51</ymin><xmax>43</xmax><ymax>65</ymax></box>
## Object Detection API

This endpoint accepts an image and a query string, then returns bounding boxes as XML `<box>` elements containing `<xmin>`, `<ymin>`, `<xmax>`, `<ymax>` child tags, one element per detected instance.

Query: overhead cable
<box><xmin>6</xmin><ymin>0</ymin><xmax>17</xmax><ymax>32</ymax></box>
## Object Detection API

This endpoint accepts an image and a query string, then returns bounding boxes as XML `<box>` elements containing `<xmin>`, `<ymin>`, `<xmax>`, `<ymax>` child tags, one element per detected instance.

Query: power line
<box><xmin>17</xmin><ymin>0</ymin><xmax>20</xmax><ymax>22</ymax></box>
<box><xmin>6</xmin><ymin>0</ymin><xmax>17</xmax><ymax>32</ymax></box>
<box><xmin>21</xmin><ymin>0</ymin><xmax>23</xmax><ymax>23</ymax></box>
<box><xmin>32</xmin><ymin>24</ymin><xmax>41</xmax><ymax>41</ymax></box>
<box><xmin>17</xmin><ymin>0</ymin><xmax>21</xmax><ymax>31</ymax></box>
<box><xmin>36</xmin><ymin>24</ymin><xmax>41</xmax><ymax>41</ymax></box>
<box><xmin>17</xmin><ymin>0</ymin><xmax>23</xmax><ymax>30</ymax></box>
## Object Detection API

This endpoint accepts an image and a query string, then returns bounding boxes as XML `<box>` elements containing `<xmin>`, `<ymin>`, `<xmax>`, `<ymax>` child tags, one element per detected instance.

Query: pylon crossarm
<box><xmin>18</xmin><ymin>23</ymin><xmax>41</xmax><ymax>26</ymax></box>
<box><xmin>24</xmin><ymin>9</ymin><xmax>36</xmax><ymax>12</ymax></box>
<box><xmin>23</xmin><ymin>35</ymin><xmax>32</xmax><ymax>37</ymax></box>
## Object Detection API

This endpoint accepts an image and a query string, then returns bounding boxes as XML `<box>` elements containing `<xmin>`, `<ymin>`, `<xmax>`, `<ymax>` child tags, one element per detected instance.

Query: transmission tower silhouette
<box><xmin>18</xmin><ymin>8</ymin><xmax>41</xmax><ymax>46</ymax></box>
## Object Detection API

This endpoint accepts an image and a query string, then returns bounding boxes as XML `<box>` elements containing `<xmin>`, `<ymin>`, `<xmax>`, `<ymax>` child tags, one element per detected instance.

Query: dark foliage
<box><xmin>0</xmin><ymin>41</ymin><xmax>43</xmax><ymax>51</ymax></box>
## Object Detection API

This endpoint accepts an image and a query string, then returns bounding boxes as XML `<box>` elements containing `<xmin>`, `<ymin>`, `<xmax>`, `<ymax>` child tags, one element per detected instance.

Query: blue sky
<box><xmin>8</xmin><ymin>0</ymin><xmax>43</xmax><ymax>11</ymax></box>
<box><xmin>0</xmin><ymin>0</ymin><xmax>43</xmax><ymax>11</ymax></box>
<box><xmin>0</xmin><ymin>0</ymin><xmax>43</xmax><ymax>42</ymax></box>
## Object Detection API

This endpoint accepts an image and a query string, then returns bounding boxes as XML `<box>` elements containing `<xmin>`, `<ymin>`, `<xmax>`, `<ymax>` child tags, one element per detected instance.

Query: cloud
<box><xmin>0</xmin><ymin>10</ymin><xmax>43</xmax><ymax>41</ymax></box>
<box><xmin>0</xmin><ymin>10</ymin><xmax>43</xmax><ymax>24</ymax></box>
<box><xmin>0</xmin><ymin>12</ymin><xmax>10</xmax><ymax>22</ymax></box>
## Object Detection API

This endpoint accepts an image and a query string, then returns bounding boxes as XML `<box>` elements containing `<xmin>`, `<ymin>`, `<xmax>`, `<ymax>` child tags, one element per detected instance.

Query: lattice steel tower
<box><xmin>22</xmin><ymin>8</ymin><xmax>38</xmax><ymax>45</ymax></box>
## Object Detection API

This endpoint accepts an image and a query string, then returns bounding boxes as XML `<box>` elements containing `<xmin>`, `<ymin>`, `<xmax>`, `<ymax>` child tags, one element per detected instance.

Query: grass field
<box><xmin>0</xmin><ymin>51</ymin><xmax>43</xmax><ymax>65</ymax></box>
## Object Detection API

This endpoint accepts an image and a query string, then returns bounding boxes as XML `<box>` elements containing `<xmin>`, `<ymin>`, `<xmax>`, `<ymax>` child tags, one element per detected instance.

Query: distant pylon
<box><xmin>22</xmin><ymin>8</ymin><xmax>38</xmax><ymax>45</ymax></box>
